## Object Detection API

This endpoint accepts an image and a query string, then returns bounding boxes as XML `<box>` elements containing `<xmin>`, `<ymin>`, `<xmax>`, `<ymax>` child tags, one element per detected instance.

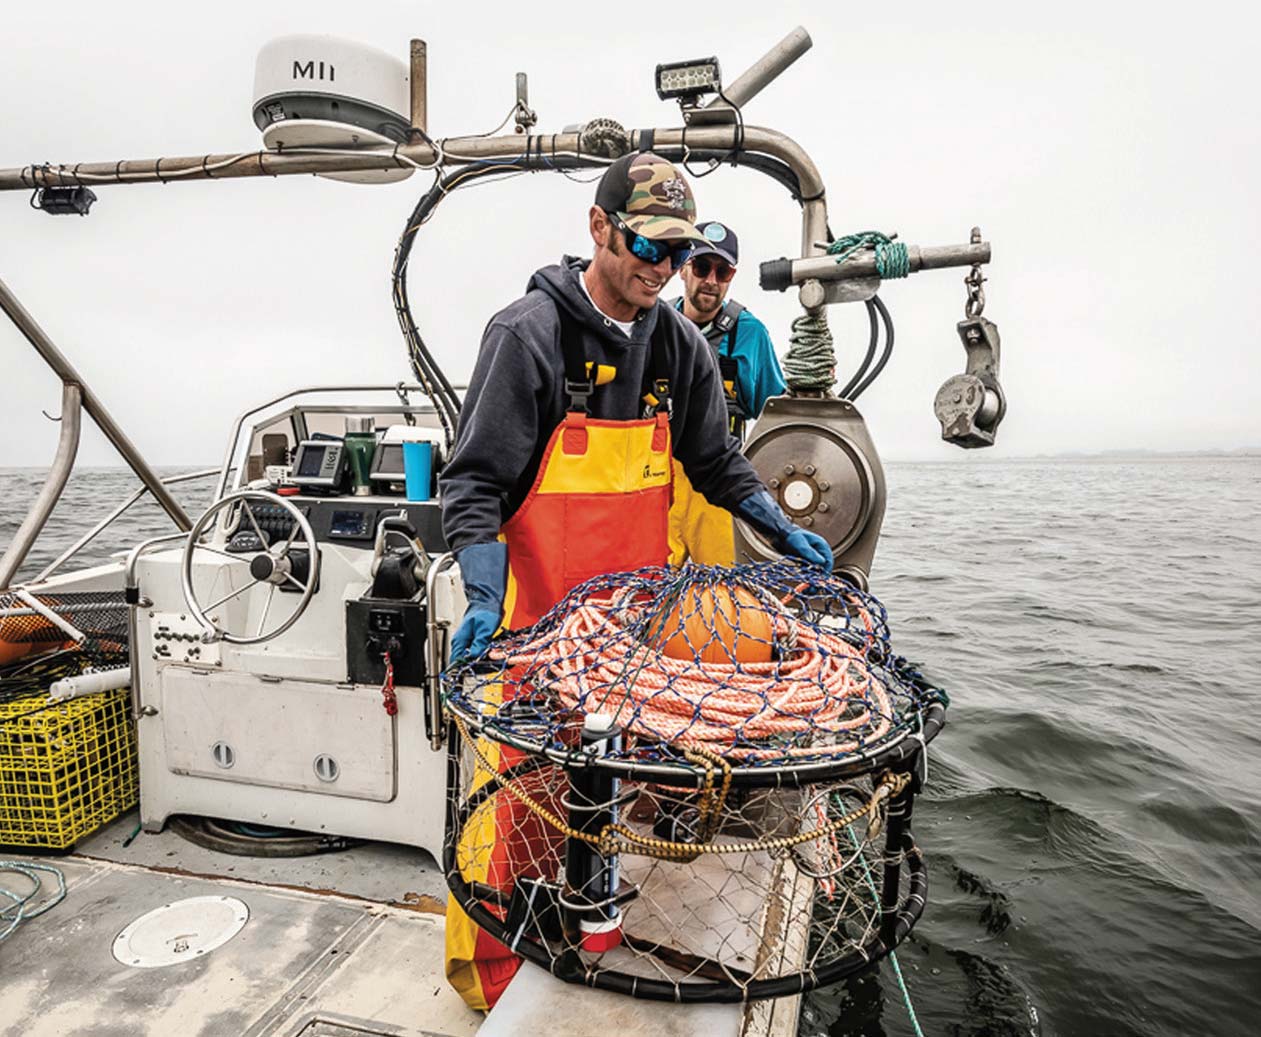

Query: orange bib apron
<box><xmin>446</xmin><ymin>314</ymin><xmax>675</xmax><ymax>1011</ymax></box>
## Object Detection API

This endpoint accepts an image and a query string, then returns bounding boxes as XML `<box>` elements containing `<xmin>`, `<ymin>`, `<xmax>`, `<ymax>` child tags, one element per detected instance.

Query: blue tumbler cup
<box><xmin>402</xmin><ymin>441</ymin><xmax>433</xmax><ymax>501</ymax></box>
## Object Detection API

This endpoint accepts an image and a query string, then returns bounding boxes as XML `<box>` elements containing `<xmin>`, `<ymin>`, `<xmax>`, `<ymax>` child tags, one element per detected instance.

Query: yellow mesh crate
<box><xmin>0</xmin><ymin>687</ymin><xmax>137</xmax><ymax>849</ymax></box>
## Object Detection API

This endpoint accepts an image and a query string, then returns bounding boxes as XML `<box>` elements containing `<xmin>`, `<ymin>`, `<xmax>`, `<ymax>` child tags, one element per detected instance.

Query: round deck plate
<box><xmin>112</xmin><ymin>895</ymin><xmax>249</xmax><ymax>968</ymax></box>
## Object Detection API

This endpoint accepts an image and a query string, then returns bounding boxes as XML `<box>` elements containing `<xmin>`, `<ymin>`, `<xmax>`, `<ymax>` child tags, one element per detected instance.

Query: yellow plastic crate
<box><xmin>0</xmin><ymin>687</ymin><xmax>137</xmax><ymax>849</ymax></box>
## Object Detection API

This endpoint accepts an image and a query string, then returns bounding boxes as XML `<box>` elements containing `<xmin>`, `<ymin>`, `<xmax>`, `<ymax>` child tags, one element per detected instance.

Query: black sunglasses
<box><xmin>690</xmin><ymin>255</ymin><xmax>736</xmax><ymax>283</ymax></box>
<box><xmin>607</xmin><ymin>211</ymin><xmax>695</xmax><ymax>270</ymax></box>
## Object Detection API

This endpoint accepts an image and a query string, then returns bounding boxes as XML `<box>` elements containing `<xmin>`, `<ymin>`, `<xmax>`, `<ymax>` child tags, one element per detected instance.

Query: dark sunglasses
<box><xmin>690</xmin><ymin>255</ymin><xmax>736</xmax><ymax>283</ymax></box>
<box><xmin>607</xmin><ymin>211</ymin><xmax>695</xmax><ymax>270</ymax></box>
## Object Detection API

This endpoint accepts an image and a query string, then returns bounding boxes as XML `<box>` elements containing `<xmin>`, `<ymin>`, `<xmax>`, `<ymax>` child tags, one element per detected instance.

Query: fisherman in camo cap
<box><xmin>439</xmin><ymin>151</ymin><xmax>833</xmax><ymax>1010</ymax></box>
<box><xmin>440</xmin><ymin>149</ymin><xmax>832</xmax><ymax>671</ymax></box>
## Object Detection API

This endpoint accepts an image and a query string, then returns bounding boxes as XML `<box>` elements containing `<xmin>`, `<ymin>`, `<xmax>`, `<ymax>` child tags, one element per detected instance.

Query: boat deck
<box><xmin>1</xmin><ymin>813</ymin><xmax>477</xmax><ymax>1037</ymax></box>
<box><xmin>2</xmin><ymin>815</ymin><xmax>790</xmax><ymax>1037</ymax></box>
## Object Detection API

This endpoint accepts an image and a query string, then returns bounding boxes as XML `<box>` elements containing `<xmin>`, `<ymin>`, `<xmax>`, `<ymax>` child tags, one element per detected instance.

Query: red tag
<box><xmin>381</xmin><ymin>652</ymin><xmax>398</xmax><ymax>716</ymax></box>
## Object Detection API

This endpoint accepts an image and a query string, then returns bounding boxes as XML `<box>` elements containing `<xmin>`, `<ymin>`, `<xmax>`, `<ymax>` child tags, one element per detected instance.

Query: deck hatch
<box><xmin>112</xmin><ymin>894</ymin><xmax>250</xmax><ymax>968</ymax></box>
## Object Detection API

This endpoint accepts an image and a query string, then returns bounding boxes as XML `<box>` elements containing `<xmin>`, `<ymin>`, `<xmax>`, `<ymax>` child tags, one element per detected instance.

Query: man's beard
<box><xmin>689</xmin><ymin>284</ymin><xmax>723</xmax><ymax>316</ymax></box>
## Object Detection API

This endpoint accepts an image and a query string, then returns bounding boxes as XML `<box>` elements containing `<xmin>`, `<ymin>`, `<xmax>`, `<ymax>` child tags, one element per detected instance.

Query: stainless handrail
<box><xmin>124</xmin><ymin>532</ymin><xmax>189</xmax><ymax>597</ymax></box>
<box><xmin>33</xmin><ymin>467</ymin><xmax>220</xmax><ymax>585</ymax></box>
<box><xmin>214</xmin><ymin>384</ymin><xmax>436</xmax><ymax>499</ymax></box>
<box><xmin>0</xmin><ymin>276</ymin><xmax>192</xmax><ymax>530</ymax></box>
<box><xmin>0</xmin><ymin>383</ymin><xmax>82</xmax><ymax>590</ymax></box>
<box><xmin>124</xmin><ymin>531</ymin><xmax>190</xmax><ymax>721</ymax></box>
<box><xmin>425</xmin><ymin>552</ymin><xmax>457</xmax><ymax>751</ymax></box>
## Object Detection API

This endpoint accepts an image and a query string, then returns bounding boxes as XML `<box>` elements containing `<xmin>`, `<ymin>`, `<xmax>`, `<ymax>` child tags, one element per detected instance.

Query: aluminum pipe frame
<box><xmin>759</xmin><ymin>243</ymin><xmax>994</xmax><ymax>294</ymax></box>
<box><xmin>0</xmin><ymin>125</ymin><xmax>831</xmax><ymax>259</ymax></box>
<box><xmin>0</xmin><ymin>383</ymin><xmax>81</xmax><ymax>590</ymax></box>
<box><xmin>0</xmin><ymin>276</ymin><xmax>191</xmax><ymax>530</ymax></box>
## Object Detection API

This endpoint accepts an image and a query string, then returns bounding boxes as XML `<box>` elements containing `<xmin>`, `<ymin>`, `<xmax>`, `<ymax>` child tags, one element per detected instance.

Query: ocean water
<box><xmin>2</xmin><ymin>458</ymin><xmax>1259</xmax><ymax>1036</ymax></box>
<box><xmin>804</xmin><ymin>457</ymin><xmax>1261</xmax><ymax>1037</ymax></box>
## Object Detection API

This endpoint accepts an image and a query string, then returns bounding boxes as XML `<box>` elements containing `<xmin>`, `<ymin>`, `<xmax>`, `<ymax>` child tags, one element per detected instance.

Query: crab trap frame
<box><xmin>442</xmin><ymin>561</ymin><xmax>946</xmax><ymax>1002</ymax></box>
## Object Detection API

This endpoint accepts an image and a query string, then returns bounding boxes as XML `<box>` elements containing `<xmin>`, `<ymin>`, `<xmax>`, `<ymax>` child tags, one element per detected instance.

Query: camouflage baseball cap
<box><xmin>594</xmin><ymin>152</ymin><xmax>706</xmax><ymax>243</ymax></box>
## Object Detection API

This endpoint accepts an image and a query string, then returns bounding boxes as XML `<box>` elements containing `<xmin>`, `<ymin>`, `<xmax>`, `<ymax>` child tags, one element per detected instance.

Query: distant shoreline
<box><xmin>882</xmin><ymin>449</ymin><xmax>1261</xmax><ymax>463</ymax></box>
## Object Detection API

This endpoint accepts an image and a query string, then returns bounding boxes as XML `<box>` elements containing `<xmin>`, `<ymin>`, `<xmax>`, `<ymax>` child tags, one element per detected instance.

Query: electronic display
<box><xmin>329</xmin><ymin>509</ymin><xmax>371</xmax><ymax>539</ymax></box>
<box><xmin>370</xmin><ymin>442</ymin><xmax>406</xmax><ymax>483</ymax></box>
<box><xmin>290</xmin><ymin>441</ymin><xmax>346</xmax><ymax>489</ymax></box>
<box><xmin>296</xmin><ymin>444</ymin><xmax>327</xmax><ymax>478</ymax></box>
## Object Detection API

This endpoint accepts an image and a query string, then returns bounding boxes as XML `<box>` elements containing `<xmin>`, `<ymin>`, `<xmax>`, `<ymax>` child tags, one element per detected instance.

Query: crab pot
<box><xmin>441</xmin><ymin>562</ymin><xmax>946</xmax><ymax>1003</ymax></box>
<box><xmin>444</xmin><ymin>710</ymin><xmax>938</xmax><ymax>1003</ymax></box>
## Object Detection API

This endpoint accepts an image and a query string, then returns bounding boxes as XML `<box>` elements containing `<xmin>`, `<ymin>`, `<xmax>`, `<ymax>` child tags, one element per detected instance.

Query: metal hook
<box><xmin>395</xmin><ymin>381</ymin><xmax>416</xmax><ymax>426</ymax></box>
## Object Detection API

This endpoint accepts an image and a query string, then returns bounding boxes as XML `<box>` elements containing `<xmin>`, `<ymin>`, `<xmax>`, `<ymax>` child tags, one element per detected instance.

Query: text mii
<box><xmin>293</xmin><ymin>61</ymin><xmax>334</xmax><ymax>82</ymax></box>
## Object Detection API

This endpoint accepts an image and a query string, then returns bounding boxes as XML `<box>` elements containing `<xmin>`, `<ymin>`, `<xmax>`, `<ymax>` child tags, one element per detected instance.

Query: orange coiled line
<box><xmin>497</xmin><ymin>589</ymin><xmax>893</xmax><ymax>761</ymax></box>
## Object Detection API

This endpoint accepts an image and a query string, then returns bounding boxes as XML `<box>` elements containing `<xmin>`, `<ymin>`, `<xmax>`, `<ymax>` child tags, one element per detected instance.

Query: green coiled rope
<box><xmin>828</xmin><ymin>231</ymin><xmax>910</xmax><ymax>279</ymax></box>
<box><xmin>782</xmin><ymin>231</ymin><xmax>907</xmax><ymax>392</ymax></box>
<box><xmin>0</xmin><ymin>861</ymin><xmax>66</xmax><ymax>944</ymax></box>
<box><xmin>783</xmin><ymin>312</ymin><xmax>836</xmax><ymax>391</ymax></box>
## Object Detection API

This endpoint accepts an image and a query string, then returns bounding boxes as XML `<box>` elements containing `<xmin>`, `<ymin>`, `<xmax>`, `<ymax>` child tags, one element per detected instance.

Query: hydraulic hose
<box><xmin>849</xmin><ymin>296</ymin><xmax>894</xmax><ymax>401</ymax></box>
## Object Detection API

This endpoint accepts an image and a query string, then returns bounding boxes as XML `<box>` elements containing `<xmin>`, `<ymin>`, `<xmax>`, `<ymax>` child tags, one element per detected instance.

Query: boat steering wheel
<box><xmin>180</xmin><ymin>489</ymin><xmax>320</xmax><ymax>645</ymax></box>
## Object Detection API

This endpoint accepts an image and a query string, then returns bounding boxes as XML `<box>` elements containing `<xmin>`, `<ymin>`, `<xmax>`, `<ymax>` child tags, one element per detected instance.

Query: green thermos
<box><xmin>344</xmin><ymin>416</ymin><xmax>377</xmax><ymax>496</ymax></box>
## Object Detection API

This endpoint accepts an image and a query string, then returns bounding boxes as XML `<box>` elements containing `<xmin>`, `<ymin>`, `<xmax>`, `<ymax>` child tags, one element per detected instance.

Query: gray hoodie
<box><xmin>439</xmin><ymin>257</ymin><xmax>764</xmax><ymax>551</ymax></box>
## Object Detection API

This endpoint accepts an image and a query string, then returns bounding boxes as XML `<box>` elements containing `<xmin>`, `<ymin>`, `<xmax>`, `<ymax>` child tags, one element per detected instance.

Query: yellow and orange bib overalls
<box><xmin>445</xmin><ymin>316</ymin><xmax>674</xmax><ymax>1011</ymax></box>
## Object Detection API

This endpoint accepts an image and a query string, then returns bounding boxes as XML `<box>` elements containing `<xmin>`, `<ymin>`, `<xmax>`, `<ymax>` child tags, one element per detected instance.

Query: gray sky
<box><xmin>2</xmin><ymin>1</ymin><xmax>1257</xmax><ymax>467</ymax></box>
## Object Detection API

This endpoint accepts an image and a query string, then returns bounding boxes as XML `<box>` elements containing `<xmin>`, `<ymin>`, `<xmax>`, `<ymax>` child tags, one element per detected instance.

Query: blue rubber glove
<box><xmin>450</xmin><ymin>541</ymin><xmax>507</xmax><ymax>662</ymax></box>
<box><xmin>736</xmin><ymin>490</ymin><xmax>833</xmax><ymax>569</ymax></box>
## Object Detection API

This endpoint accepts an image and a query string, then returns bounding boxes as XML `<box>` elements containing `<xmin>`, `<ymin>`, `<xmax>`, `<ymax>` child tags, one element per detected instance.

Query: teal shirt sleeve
<box><xmin>724</xmin><ymin>311</ymin><xmax>787</xmax><ymax>418</ymax></box>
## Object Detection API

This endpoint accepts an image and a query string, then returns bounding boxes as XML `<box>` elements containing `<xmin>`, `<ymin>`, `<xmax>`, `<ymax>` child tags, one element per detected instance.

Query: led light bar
<box><xmin>655</xmin><ymin>57</ymin><xmax>722</xmax><ymax>102</ymax></box>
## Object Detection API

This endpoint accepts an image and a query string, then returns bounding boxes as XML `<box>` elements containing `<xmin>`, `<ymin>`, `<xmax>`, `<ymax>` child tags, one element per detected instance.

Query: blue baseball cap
<box><xmin>688</xmin><ymin>220</ymin><xmax>739</xmax><ymax>266</ymax></box>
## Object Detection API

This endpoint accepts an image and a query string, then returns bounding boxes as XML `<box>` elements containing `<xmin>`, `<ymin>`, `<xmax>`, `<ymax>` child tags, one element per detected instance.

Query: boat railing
<box><xmin>27</xmin><ymin>467</ymin><xmax>222</xmax><ymax>587</ymax></box>
<box><xmin>0</xmin><ymin>273</ymin><xmax>448</xmax><ymax>592</ymax></box>
<box><xmin>0</xmin><ymin>272</ymin><xmax>196</xmax><ymax>592</ymax></box>
<box><xmin>213</xmin><ymin>383</ymin><xmax>441</xmax><ymax>499</ymax></box>
<box><xmin>0</xmin><ymin>277</ymin><xmax>192</xmax><ymax>532</ymax></box>
<box><xmin>0</xmin><ymin>383</ymin><xmax>82</xmax><ymax>590</ymax></box>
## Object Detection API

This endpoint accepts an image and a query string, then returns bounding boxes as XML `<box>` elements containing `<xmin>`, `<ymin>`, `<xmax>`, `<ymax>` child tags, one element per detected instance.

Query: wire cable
<box><xmin>849</xmin><ymin>296</ymin><xmax>895</xmax><ymax>402</ymax></box>
<box><xmin>838</xmin><ymin>300</ymin><xmax>881</xmax><ymax>400</ymax></box>
<box><xmin>679</xmin><ymin>91</ymin><xmax>746</xmax><ymax>181</ymax></box>
<box><xmin>392</xmin><ymin>159</ymin><xmax>537</xmax><ymax>448</ymax></box>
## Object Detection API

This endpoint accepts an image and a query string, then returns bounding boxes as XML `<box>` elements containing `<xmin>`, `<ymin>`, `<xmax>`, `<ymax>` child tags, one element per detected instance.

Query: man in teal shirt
<box><xmin>675</xmin><ymin>220</ymin><xmax>786</xmax><ymax>440</ymax></box>
<box><xmin>669</xmin><ymin>220</ymin><xmax>788</xmax><ymax>564</ymax></box>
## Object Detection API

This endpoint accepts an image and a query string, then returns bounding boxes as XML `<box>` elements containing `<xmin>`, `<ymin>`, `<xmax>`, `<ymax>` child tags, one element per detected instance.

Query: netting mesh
<box><xmin>0</xmin><ymin>590</ymin><xmax>135</xmax><ymax>849</ymax></box>
<box><xmin>443</xmin><ymin>562</ymin><xmax>945</xmax><ymax>1002</ymax></box>
<box><xmin>445</xmin><ymin>561</ymin><xmax>941</xmax><ymax>768</ymax></box>
<box><xmin>0</xmin><ymin>591</ymin><xmax>130</xmax><ymax>708</ymax></box>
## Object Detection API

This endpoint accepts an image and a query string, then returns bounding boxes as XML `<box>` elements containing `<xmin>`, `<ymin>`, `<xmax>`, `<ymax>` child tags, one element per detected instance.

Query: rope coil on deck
<box><xmin>0</xmin><ymin>861</ymin><xmax>66</xmax><ymax>943</ymax></box>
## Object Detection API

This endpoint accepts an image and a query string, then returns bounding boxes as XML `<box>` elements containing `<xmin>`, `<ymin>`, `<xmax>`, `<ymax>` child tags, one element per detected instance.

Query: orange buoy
<box><xmin>647</xmin><ymin>583</ymin><xmax>774</xmax><ymax>665</ymax></box>
<box><xmin>0</xmin><ymin>597</ymin><xmax>79</xmax><ymax>667</ymax></box>
<box><xmin>0</xmin><ymin>627</ymin><xmax>75</xmax><ymax>667</ymax></box>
